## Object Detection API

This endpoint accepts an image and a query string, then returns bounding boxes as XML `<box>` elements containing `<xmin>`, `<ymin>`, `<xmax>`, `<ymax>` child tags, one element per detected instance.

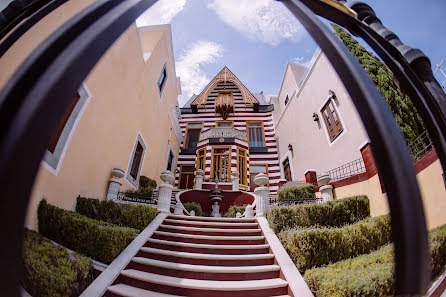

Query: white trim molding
<box><xmin>125</xmin><ymin>131</ymin><xmax>147</xmax><ymax>189</ymax></box>
<box><xmin>358</xmin><ymin>139</ymin><xmax>371</xmax><ymax>151</ymax></box>
<box><xmin>319</xmin><ymin>95</ymin><xmax>347</xmax><ymax>147</ymax></box>
<box><xmin>41</xmin><ymin>82</ymin><xmax>92</xmax><ymax>176</ymax></box>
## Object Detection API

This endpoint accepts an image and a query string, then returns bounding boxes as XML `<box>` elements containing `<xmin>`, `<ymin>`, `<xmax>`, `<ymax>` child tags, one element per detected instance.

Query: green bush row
<box><xmin>76</xmin><ymin>197</ymin><xmax>158</xmax><ymax>232</ymax></box>
<box><xmin>38</xmin><ymin>199</ymin><xmax>138</xmax><ymax>264</ymax></box>
<box><xmin>139</xmin><ymin>175</ymin><xmax>157</xmax><ymax>189</ymax></box>
<box><xmin>304</xmin><ymin>224</ymin><xmax>446</xmax><ymax>297</ymax></box>
<box><xmin>277</xmin><ymin>184</ymin><xmax>315</xmax><ymax>200</ymax></box>
<box><xmin>183</xmin><ymin>202</ymin><xmax>203</xmax><ymax>216</ymax></box>
<box><xmin>279</xmin><ymin>215</ymin><xmax>391</xmax><ymax>273</ymax></box>
<box><xmin>223</xmin><ymin>206</ymin><xmax>246</xmax><ymax>217</ymax></box>
<box><xmin>266</xmin><ymin>195</ymin><xmax>370</xmax><ymax>233</ymax></box>
<box><xmin>22</xmin><ymin>228</ymin><xmax>94</xmax><ymax>297</ymax></box>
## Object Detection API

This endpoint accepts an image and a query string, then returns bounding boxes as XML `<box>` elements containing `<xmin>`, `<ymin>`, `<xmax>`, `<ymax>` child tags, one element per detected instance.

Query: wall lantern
<box><xmin>329</xmin><ymin>89</ymin><xmax>337</xmax><ymax>100</ymax></box>
<box><xmin>312</xmin><ymin>112</ymin><xmax>319</xmax><ymax>121</ymax></box>
<box><xmin>288</xmin><ymin>144</ymin><xmax>293</xmax><ymax>152</ymax></box>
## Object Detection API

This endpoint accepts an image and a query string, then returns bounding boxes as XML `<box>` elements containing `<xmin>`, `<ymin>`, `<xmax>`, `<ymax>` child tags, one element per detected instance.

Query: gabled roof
<box><xmin>191</xmin><ymin>66</ymin><xmax>259</xmax><ymax>106</ymax></box>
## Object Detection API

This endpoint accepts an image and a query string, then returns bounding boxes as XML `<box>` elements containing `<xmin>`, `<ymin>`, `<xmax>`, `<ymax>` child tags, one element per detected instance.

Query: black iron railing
<box><xmin>116</xmin><ymin>191</ymin><xmax>157</xmax><ymax>205</ymax></box>
<box><xmin>323</xmin><ymin>158</ymin><xmax>366</xmax><ymax>182</ymax></box>
<box><xmin>409</xmin><ymin>130</ymin><xmax>434</xmax><ymax>162</ymax></box>
<box><xmin>269</xmin><ymin>197</ymin><xmax>323</xmax><ymax>207</ymax></box>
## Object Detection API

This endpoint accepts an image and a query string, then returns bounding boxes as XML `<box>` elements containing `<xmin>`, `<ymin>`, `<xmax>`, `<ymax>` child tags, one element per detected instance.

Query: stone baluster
<box><xmin>254</xmin><ymin>173</ymin><xmax>270</xmax><ymax>217</ymax></box>
<box><xmin>245</xmin><ymin>205</ymin><xmax>254</xmax><ymax>218</ymax></box>
<box><xmin>157</xmin><ymin>170</ymin><xmax>174</xmax><ymax>213</ymax></box>
<box><xmin>106</xmin><ymin>168</ymin><xmax>124</xmax><ymax>200</ymax></box>
<box><xmin>174</xmin><ymin>202</ymin><xmax>184</xmax><ymax>215</ymax></box>
<box><xmin>231</xmin><ymin>171</ymin><xmax>240</xmax><ymax>191</ymax></box>
<box><xmin>195</xmin><ymin>169</ymin><xmax>204</xmax><ymax>190</ymax></box>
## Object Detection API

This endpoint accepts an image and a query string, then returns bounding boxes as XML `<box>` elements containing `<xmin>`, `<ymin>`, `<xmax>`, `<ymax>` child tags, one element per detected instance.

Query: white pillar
<box><xmin>254</xmin><ymin>173</ymin><xmax>270</xmax><ymax>217</ymax></box>
<box><xmin>320</xmin><ymin>185</ymin><xmax>334</xmax><ymax>203</ymax></box>
<box><xmin>106</xmin><ymin>168</ymin><xmax>124</xmax><ymax>200</ymax></box>
<box><xmin>157</xmin><ymin>170</ymin><xmax>175</xmax><ymax>213</ymax></box>
<box><xmin>195</xmin><ymin>169</ymin><xmax>204</xmax><ymax>190</ymax></box>
<box><xmin>231</xmin><ymin>171</ymin><xmax>240</xmax><ymax>191</ymax></box>
<box><xmin>174</xmin><ymin>202</ymin><xmax>184</xmax><ymax>215</ymax></box>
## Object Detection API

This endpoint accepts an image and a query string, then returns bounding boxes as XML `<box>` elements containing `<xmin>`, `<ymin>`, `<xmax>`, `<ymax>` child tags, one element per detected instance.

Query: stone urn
<box><xmin>254</xmin><ymin>173</ymin><xmax>269</xmax><ymax>187</ymax></box>
<box><xmin>208</xmin><ymin>180</ymin><xmax>224</xmax><ymax>217</ymax></box>
<box><xmin>111</xmin><ymin>167</ymin><xmax>125</xmax><ymax>178</ymax></box>
<box><xmin>317</xmin><ymin>173</ymin><xmax>331</xmax><ymax>186</ymax></box>
<box><xmin>160</xmin><ymin>170</ymin><xmax>175</xmax><ymax>184</ymax></box>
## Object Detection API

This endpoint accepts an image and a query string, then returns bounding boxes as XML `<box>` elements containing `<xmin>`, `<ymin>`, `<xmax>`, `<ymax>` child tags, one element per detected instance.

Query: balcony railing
<box><xmin>323</xmin><ymin>158</ymin><xmax>366</xmax><ymax>182</ymax></box>
<box><xmin>409</xmin><ymin>130</ymin><xmax>434</xmax><ymax>162</ymax></box>
<box><xmin>116</xmin><ymin>191</ymin><xmax>157</xmax><ymax>204</ymax></box>
<box><xmin>199</xmin><ymin>127</ymin><xmax>247</xmax><ymax>141</ymax></box>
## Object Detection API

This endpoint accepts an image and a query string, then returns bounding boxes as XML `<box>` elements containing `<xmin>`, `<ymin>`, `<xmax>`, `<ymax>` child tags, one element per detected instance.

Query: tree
<box><xmin>332</xmin><ymin>24</ymin><xmax>424</xmax><ymax>144</ymax></box>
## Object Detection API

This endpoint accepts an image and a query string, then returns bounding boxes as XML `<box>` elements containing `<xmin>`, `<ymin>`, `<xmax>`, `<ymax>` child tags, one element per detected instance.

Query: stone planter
<box><xmin>160</xmin><ymin>170</ymin><xmax>175</xmax><ymax>184</ymax></box>
<box><xmin>317</xmin><ymin>173</ymin><xmax>331</xmax><ymax>186</ymax></box>
<box><xmin>111</xmin><ymin>167</ymin><xmax>125</xmax><ymax>178</ymax></box>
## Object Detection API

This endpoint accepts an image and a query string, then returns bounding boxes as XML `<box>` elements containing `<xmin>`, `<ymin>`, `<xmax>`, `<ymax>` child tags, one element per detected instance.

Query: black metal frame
<box><xmin>0</xmin><ymin>0</ymin><xmax>442</xmax><ymax>295</ymax></box>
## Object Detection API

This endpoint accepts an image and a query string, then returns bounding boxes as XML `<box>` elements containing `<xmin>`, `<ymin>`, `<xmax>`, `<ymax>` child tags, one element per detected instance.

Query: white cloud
<box><xmin>292</xmin><ymin>56</ymin><xmax>304</xmax><ymax>64</ymax></box>
<box><xmin>208</xmin><ymin>0</ymin><xmax>305</xmax><ymax>46</ymax></box>
<box><xmin>176</xmin><ymin>41</ymin><xmax>224</xmax><ymax>106</ymax></box>
<box><xmin>136</xmin><ymin>0</ymin><xmax>186</xmax><ymax>26</ymax></box>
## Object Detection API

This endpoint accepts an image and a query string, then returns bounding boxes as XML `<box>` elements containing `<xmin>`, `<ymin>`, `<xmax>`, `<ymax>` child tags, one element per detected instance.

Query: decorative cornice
<box><xmin>191</xmin><ymin>67</ymin><xmax>258</xmax><ymax>106</ymax></box>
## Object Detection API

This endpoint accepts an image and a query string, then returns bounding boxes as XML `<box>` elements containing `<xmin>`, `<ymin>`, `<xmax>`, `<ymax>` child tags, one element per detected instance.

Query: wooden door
<box><xmin>179</xmin><ymin>166</ymin><xmax>195</xmax><ymax>189</ymax></box>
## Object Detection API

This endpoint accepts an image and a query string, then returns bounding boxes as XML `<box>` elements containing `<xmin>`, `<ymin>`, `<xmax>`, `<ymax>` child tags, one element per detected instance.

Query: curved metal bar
<box><xmin>0</xmin><ymin>0</ymin><xmax>156</xmax><ymax>296</ymax></box>
<box><xmin>282</xmin><ymin>0</ymin><xmax>430</xmax><ymax>294</ymax></box>
<box><xmin>0</xmin><ymin>0</ymin><xmax>68</xmax><ymax>58</ymax></box>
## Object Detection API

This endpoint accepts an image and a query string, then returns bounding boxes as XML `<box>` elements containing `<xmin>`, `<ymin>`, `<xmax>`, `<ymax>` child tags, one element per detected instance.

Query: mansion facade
<box><xmin>175</xmin><ymin>67</ymin><xmax>281</xmax><ymax>193</ymax></box>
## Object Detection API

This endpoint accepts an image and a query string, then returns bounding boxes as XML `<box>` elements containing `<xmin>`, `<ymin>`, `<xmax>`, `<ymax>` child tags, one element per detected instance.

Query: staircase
<box><xmin>104</xmin><ymin>215</ymin><xmax>292</xmax><ymax>297</ymax></box>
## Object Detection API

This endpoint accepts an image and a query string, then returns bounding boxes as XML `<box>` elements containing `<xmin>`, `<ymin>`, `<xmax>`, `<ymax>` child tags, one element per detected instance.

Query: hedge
<box><xmin>76</xmin><ymin>197</ymin><xmax>158</xmax><ymax>231</ymax></box>
<box><xmin>266</xmin><ymin>195</ymin><xmax>370</xmax><ymax>233</ymax></box>
<box><xmin>279</xmin><ymin>215</ymin><xmax>391</xmax><ymax>272</ymax></box>
<box><xmin>304</xmin><ymin>224</ymin><xmax>446</xmax><ymax>296</ymax></box>
<box><xmin>183</xmin><ymin>202</ymin><xmax>203</xmax><ymax>216</ymax></box>
<box><xmin>22</xmin><ymin>228</ymin><xmax>94</xmax><ymax>297</ymax></box>
<box><xmin>277</xmin><ymin>184</ymin><xmax>315</xmax><ymax>200</ymax></box>
<box><xmin>223</xmin><ymin>206</ymin><xmax>246</xmax><ymax>217</ymax></box>
<box><xmin>139</xmin><ymin>175</ymin><xmax>157</xmax><ymax>188</ymax></box>
<box><xmin>38</xmin><ymin>199</ymin><xmax>138</xmax><ymax>264</ymax></box>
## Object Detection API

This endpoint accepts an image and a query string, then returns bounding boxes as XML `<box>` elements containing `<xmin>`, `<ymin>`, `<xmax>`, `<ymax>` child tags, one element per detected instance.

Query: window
<box><xmin>216</xmin><ymin>121</ymin><xmax>234</xmax><ymax>127</ymax></box>
<box><xmin>184</xmin><ymin>122</ymin><xmax>203</xmax><ymax>150</ymax></box>
<box><xmin>126</xmin><ymin>133</ymin><xmax>146</xmax><ymax>187</ymax></box>
<box><xmin>283</xmin><ymin>158</ymin><xmax>292</xmax><ymax>181</ymax></box>
<box><xmin>247</xmin><ymin>121</ymin><xmax>265</xmax><ymax>148</ymax></box>
<box><xmin>321</xmin><ymin>100</ymin><xmax>343</xmax><ymax>142</ymax></box>
<box><xmin>42</xmin><ymin>83</ymin><xmax>91</xmax><ymax>174</ymax></box>
<box><xmin>284</xmin><ymin>95</ymin><xmax>289</xmax><ymax>106</ymax></box>
<box><xmin>211</xmin><ymin>147</ymin><xmax>230</xmax><ymax>182</ymax></box>
<box><xmin>237</xmin><ymin>148</ymin><xmax>247</xmax><ymax>185</ymax></box>
<box><xmin>196</xmin><ymin>149</ymin><xmax>205</xmax><ymax>171</ymax></box>
<box><xmin>250</xmin><ymin>164</ymin><xmax>268</xmax><ymax>192</ymax></box>
<box><xmin>157</xmin><ymin>63</ymin><xmax>168</xmax><ymax>97</ymax></box>
<box><xmin>166</xmin><ymin>149</ymin><xmax>175</xmax><ymax>171</ymax></box>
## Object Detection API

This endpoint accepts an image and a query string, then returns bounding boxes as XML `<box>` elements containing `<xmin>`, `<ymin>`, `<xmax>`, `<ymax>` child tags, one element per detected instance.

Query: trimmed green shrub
<box><xmin>183</xmin><ymin>202</ymin><xmax>203</xmax><ymax>216</ymax></box>
<box><xmin>139</xmin><ymin>175</ymin><xmax>157</xmax><ymax>189</ymax></box>
<box><xmin>223</xmin><ymin>206</ymin><xmax>246</xmax><ymax>217</ymax></box>
<box><xmin>76</xmin><ymin>197</ymin><xmax>158</xmax><ymax>231</ymax></box>
<box><xmin>266</xmin><ymin>195</ymin><xmax>370</xmax><ymax>233</ymax></box>
<box><xmin>38</xmin><ymin>199</ymin><xmax>138</xmax><ymax>264</ymax></box>
<box><xmin>124</xmin><ymin>186</ymin><xmax>154</xmax><ymax>198</ymax></box>
<box><xmin>304</xmin><ymin>224</ymin><xmax>446</xmax><ymax>296</ymax></box>
<box><xmin>277</xmin><ymin>184</ymin><xmax>315</xmax><ymax>200</ymax></box>
<box><xmin>22</xmin><ymin>228</ymin><xmax>94</xmax><ymax>297</ymax></box>
<box><xmin>280</xmin><ymin>215</ymin><xmax>391</xmax><ymax>273</ymax></box>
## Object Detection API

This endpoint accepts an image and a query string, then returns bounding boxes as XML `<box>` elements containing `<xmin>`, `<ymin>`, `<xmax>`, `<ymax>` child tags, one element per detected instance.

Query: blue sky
<box><xmin>135</xmin><ymin>0</ymin><xmax>446</xmax><ymax>107</ymax></box>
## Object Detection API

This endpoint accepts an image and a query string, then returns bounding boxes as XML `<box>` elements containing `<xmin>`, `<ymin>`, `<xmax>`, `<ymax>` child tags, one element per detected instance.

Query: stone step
<box><xmin>106</xmin><ymin>284</ymin><xmax>182</xmax><ymax>297</ymax></box>
<box><xmin>136</xmin><ymin>247</ymin><xmax>275</xmax><ymax>266</ymax></box>
<box><xmin>127</xmin><ymin>257</ymin><xmax>281</xmax><ymax>281</ymax></box>
<box><xmin>163</xmin><ymin>218</ymin><xmax>258</xmax><ymax>229</ymax></box>
<box><xmin>152</xmin><ymin>231</ymin><xmax>266</xmax><ymax>245</ymax></box>
<box><xmin>118</xmin><ymin>269</ymin><xmax>289</xmax><ymax>297</ymax></box>
<box><xmin>167</xmin><ymin>214</ymin><xmax>255</xmax><ymax>223</ymax></box>
<box><xmin>144</xmin><ymin>238</ymin><xmax>269</xmax><ymax>255</ymax></box>
<box><xmin>157</xmin><ymin>224</ymin><xmax>261</xmax><ymax>236</ymax></box>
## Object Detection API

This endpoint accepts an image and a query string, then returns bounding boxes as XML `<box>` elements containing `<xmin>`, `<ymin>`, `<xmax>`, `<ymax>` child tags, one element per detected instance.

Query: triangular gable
<box><xmin>191</xmin><ymin>67</ymin><xmax>259</xmax><ymax>106</ymax></box>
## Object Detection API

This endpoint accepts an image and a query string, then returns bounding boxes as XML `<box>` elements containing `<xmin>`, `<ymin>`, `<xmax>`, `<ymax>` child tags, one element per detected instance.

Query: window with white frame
<box><xmin>126</xmin><ymin>133</ymin><xmax>146</xmax><ymax>187</ymax></box>
<box><xmin>42</xmin><ymin>83</ymin><xmax>91</xmax><ymax>174</ymax></box>
<box><xmin>157</xmin><ymin>62</ymin><xmax>168</xmax><ymax>97</ymax></box>
<box><xmin>166</xmin><ymin>147</ymin><xmax>175</xmax><ymax>172</ymax></box>
<box><xmin>321</xmin><ymin>99</ymin><xmax>343</xmax><ymax>142</ymax></box>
